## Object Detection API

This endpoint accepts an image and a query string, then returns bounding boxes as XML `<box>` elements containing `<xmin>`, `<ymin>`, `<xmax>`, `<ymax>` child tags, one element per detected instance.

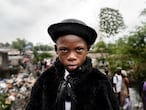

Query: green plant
<box><xmin>0</xmin><ymin>93</ymin><xmax>12</xmax><ymax>110</ymax></box>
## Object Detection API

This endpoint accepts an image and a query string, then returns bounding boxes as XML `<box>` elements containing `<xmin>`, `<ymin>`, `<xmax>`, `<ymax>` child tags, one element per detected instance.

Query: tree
<box><xmin>92</xmin><ymin>41</ymin><xmax>107</xmax><ymax>53</ymax></box>
<box><xmin>99</xmin><ymin>7</ymin><xmax>125</xmax><ymax>37</ymax></box>
<box><xmin>106</xmin><ymin>24</ymin><xmax>146</xmax><ymax>89</ymax></box>
<box><xmin>11</xmin><ymin>38</ymin><xmax>33</xmax><ymax>54</ymax></box>
<box><xmin>126</xmin><ymin>25</ymin><xmax>146</xmax><ymax>81</ymax></box>
<box><xmin>33</xmin><ymin>50</ymin><xmax>52</xmax><ymax>63</ymax></box>
<box><xmin>140</xmin><ymin>8</ymin><xmax>146</xmax><ymax>16</ymax></box>
<box><xmin>34</xmin><ymin>44</ymin><xmax>53</xmax><ymax>51</ymax></box>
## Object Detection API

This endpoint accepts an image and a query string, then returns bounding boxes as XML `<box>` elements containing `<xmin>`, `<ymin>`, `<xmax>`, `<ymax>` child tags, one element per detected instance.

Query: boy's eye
<box><xmin>59</xmin><ymin>48</ymin><xmax>68</xmax><ymax>53</ymax></box>
<box><xmin>76</xmin><ymin>48</ymin><xmax>84</xmax><ymax>52</ymax></box>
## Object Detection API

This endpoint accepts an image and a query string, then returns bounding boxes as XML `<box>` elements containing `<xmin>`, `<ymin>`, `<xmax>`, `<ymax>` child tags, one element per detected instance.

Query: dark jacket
<box><xmin>26</xmin><ymin>58</ymin><xmax>119</xmax><ymax>110</ymax></box>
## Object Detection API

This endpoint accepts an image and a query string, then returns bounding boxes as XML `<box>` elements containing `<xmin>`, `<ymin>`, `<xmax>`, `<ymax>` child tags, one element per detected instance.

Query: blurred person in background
<box><xmin>121</xmin><ymin>70</ymin><xmax>132</xmax><ymax>110</ymax></box>
<box><xmin>112</xmin><ymin>67</ymin><xmax>123</xmax><ymax>107</ymax></box>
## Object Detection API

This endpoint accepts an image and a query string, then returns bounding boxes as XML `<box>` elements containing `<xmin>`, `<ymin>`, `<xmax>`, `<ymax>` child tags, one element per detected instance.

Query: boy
<box><xmin>26</xmin><ymin>19</ymin><xmax>119</xmax><ymax>110</ymax></box>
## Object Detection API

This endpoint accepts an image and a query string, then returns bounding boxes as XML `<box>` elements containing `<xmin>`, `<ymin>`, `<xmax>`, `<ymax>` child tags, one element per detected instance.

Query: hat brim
<box><xmin>48</xmin><ymin>22</ymin><xmax>97</xmax><ymax>45</ymax></box>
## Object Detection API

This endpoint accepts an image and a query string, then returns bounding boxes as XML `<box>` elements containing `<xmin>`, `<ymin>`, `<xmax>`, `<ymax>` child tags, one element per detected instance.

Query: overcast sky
<box><xmin>0</xmin><ymin>0</ymin><xmax>145</xmax><ymax>45</ymax></box>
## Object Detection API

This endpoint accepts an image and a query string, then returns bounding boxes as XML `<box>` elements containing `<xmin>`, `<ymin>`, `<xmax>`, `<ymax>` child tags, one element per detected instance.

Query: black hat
<box><xmin>47</xmin><ymin>19</ymin><xmax>97</xmax><ymax>45</ymax></box>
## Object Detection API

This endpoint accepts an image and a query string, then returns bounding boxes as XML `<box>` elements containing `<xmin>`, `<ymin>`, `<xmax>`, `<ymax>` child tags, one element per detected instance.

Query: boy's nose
<box><xmin>67</xmin><ymin>52</ymin><xmax>77</xmax><ymax>61</ymax></box>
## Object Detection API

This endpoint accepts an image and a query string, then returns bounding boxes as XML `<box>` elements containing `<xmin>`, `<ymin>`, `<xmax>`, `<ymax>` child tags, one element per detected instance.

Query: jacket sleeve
<box><xmin>25</xmin><ymin>77</ymin><xmax>43</xmax><ymax>110</ymax></box>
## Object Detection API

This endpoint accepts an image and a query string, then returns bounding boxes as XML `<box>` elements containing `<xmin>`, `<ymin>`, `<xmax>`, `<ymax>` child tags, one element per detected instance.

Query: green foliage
<box><xmin>106</xmin><ymin>43</ymin><xmax>116</xmax><ymax>54</ymax></box>
<box><xmin>99</xmin><ymin>7</ymin><xmax>125</xmax><ymax>37</ymax></box>
<box><xmin>126</xmin><ymin>26</ymin><xmax>146</xmax><ymax>84</ymax></box>
<box><xmin>92</xmin><ymin>41</ymin><xmax>107</xmax><ymax>52</ymax></box>
<box><xmin>33</xmin><ymin>50</ymin><xmax>52</xmax><ymax>62</ymax></box>
<box><xmin>39</xmin><ymin>52</ymin><xmax>52</xmax><ymax>60</ymax></box>
<box><xmin>126</xmin><ymin>26</ymin><xmax>146</xmax><ymax>61</ymax></box>
<box><xmin>33</xmin><ymin>49</ymin><xmax>39</xmax><ymax>62</ymax></box>
<box><xmin>11</xmin><ymin>38</ymin><xmax>26</xmax><ymax>50</ymax></box>
<box><xmin>11</xmin><ymin>38</ymin><xmax>33</xmax><ymax>53</ymax></box>
<box><xmin>0</xmin><ymin>93</ymin><xmax>12</xmax><ymax>110</ymax></box>
<box><xmin>108</xmin><ymin>24</ymin><xmax>146</xmax><ymax>87</ymax></box>
<box><xmin>33</xmin><ymin>45</ymin><xmax>53</xmax><ymax>62</ymax></box>
<box><xmin>93</xmin><ymin>23</ymin><xmax>146</xmax><ymax>82</ymax></box>
<box><xmin>34</xmin><ymin>45</ymin><xmax>53</xmax><ymax>51</ymax></box>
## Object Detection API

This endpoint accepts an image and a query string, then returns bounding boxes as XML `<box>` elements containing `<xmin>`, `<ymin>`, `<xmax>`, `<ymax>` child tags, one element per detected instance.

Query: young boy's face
<box><xmin>55</xmin><ymin>35</ymin><xmax>89</xmax><ymax>71</ymax></box>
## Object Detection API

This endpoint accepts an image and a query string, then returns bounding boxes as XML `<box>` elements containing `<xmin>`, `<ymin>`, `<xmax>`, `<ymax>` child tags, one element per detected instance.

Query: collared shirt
<box><xmin>113</xmin><ymin>74</ymin><xmax>122</xmax><ymax>93</ymax></box>
<box><xmin>64</xmin><ymin>69</ymin><xmax>71</xmax><ymax>110</ymax></box>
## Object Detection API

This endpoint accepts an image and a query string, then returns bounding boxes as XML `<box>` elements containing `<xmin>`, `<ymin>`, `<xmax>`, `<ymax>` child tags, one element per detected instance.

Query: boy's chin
<box><xmin>67</xmin><ymin>68</ymin><xmax>77</xmax><ymax>72</ymax></box>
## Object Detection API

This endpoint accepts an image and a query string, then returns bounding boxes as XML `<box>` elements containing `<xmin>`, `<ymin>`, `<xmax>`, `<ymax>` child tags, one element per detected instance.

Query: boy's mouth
<box><xmin>67</xmin><ymin>65</ymin><xmax>78</xmax><ymax>71</ymax></box>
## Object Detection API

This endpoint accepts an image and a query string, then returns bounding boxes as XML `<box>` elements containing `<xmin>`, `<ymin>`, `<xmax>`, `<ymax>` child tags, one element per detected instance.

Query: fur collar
<box><xmin>53</xmin><ymin>57</ymin><xmax>92</xmax><ymax>83</ymax></box>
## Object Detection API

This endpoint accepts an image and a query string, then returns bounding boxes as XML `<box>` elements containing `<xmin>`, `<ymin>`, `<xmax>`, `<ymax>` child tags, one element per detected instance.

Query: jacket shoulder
<box><xmin>91</xmin><ymin>68</ymin><xmax>108</xmax><ymax>80</ymax></box>
<box><xmin>37</xmin><ymin>66</ymin><xmax>58</xmax><ymax>83</ymax></box>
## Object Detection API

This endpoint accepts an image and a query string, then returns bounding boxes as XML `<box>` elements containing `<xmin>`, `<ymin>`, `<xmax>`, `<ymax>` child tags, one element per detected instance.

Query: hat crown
<box><xmin>61</xmin><ymin>19</ymin><xmax>86</xmax><ymax>25</ymax></box>
<box><xmin>48</xmin><ymin>18</ymin><xmax>97</xmax><ymax>45</ymax></box>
